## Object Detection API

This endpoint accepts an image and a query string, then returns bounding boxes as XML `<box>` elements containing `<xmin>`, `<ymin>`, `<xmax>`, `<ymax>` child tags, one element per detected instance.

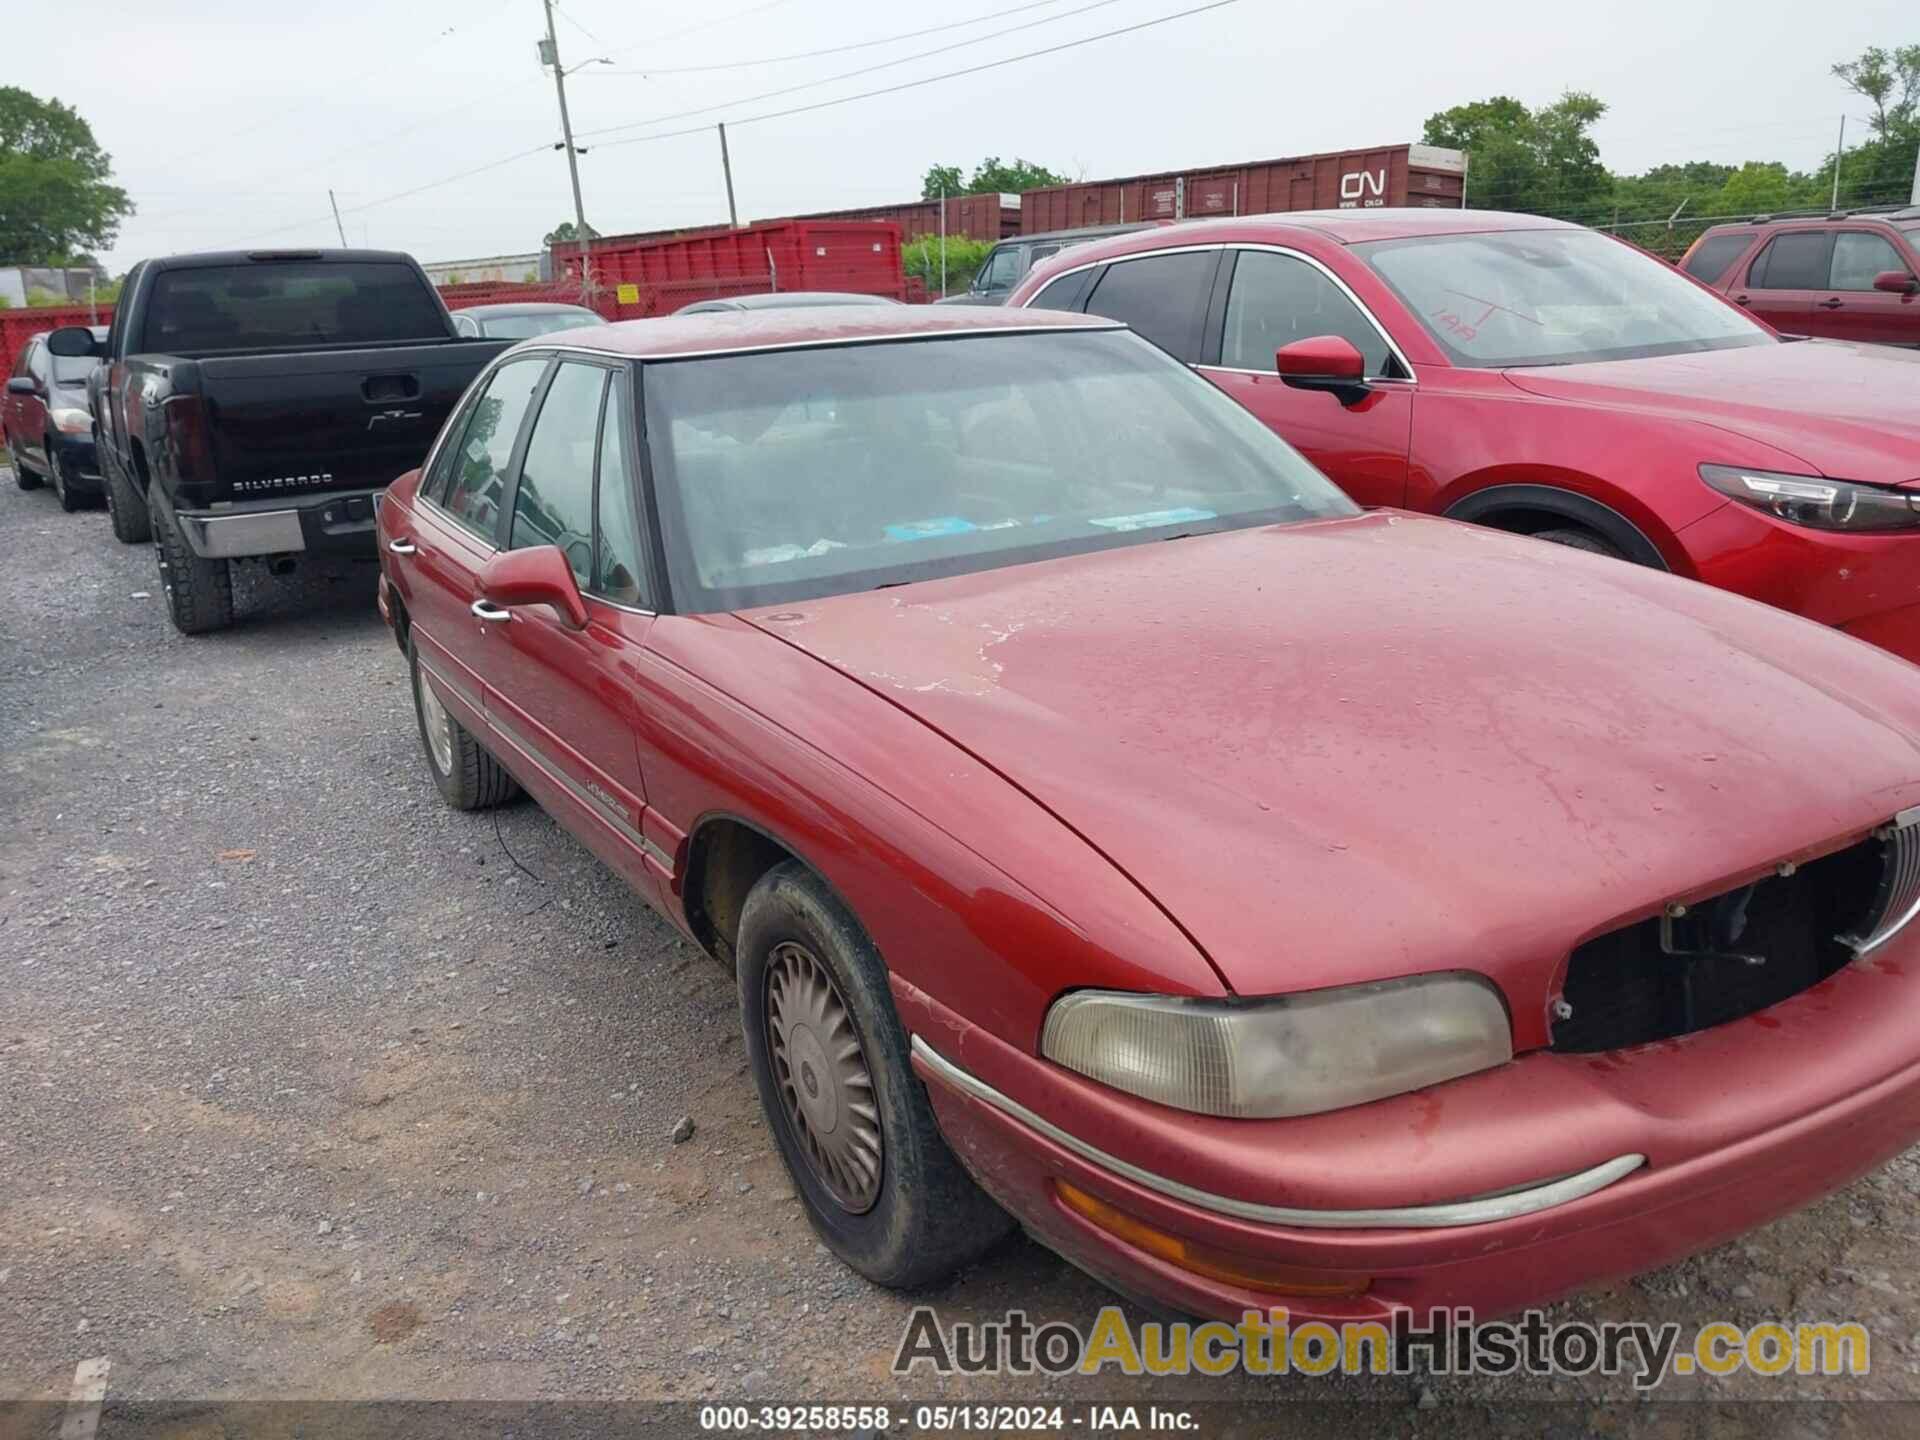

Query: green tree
<box><xmin>543</xmin><ymin>219</ymin><xmax>598</xmax><ymax>247</ymax></box>
<box><xmin>920</xmin><ymin>164</ymin><xmax>965</xmax><ymax>200</ymax></box>
<box><xmin>1827</xmin><ymin>44</ymin><xmax>1920</xmax><ymax>208</ymax></box>
<box><xmin>1423</xmin><ymin>91</ymin><xmax>1611</xmax><ymax>220</ymax></box>
<box><xmin>920</xmin><ymin>157</ymin><xmax>1066</xmax><ymax>200</ymax></box>
<box><xmin>0</xmin><ymin>88</ymin><xmax>133</xmax><ymax>262</ymax></box>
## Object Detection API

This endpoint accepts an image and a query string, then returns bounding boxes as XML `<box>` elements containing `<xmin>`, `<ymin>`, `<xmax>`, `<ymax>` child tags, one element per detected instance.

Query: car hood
<box><xmin>1501</xmin><ymin>341</ymin><xmax>1920</xmax><ymax>486</ymax></box>
<box><xmin>743</xmin><ymin>513</ymin><xmax>1920</xmax><ymax>1007</ymax></box>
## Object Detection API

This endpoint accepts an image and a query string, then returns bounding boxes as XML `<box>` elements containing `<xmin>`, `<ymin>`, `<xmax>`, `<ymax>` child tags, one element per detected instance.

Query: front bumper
<box><xmin>895</xmin><ymin>935</ymin><xmax>1920</xmax><ymax>1324</ymax></box>
<box><xmin>174</xmin><ymin>488</ymin><xmax>384</xmax><ymax>560</ymax></box>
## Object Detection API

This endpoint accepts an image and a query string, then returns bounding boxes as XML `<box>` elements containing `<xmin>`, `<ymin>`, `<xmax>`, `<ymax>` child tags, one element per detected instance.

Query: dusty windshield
<box><xmin>643</xmin><ymin>328</ymin><xmax>1357</xmax><ymax>611</ymax></box>
<box><xmin>1358</xmin><ymin>229</ymin><xmax>1773</xmax><ymax>367</ymax></box>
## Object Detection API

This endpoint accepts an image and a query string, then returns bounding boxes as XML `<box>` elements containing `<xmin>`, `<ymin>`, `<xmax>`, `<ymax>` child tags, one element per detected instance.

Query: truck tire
<box><xmin>103</xmin><ymin>445</ymin><xmax>151</xmax><ymax>544</ymax></box>
<box><xmin>150</xmin><ymin>486</ymin><xmax>234</xmax><ymax>634</ymax></box>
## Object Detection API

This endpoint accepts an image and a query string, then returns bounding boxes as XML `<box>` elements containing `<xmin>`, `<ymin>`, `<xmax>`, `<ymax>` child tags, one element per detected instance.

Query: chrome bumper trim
<box><xmin>910</xmin><ymin>1036</ymin><xmax>1646</xmax><ymax>1231</ymax></box>
<box><xmin>176</xmin><ymin>507</ymin><xmax>305</xmax><ymax>559</ymax></box>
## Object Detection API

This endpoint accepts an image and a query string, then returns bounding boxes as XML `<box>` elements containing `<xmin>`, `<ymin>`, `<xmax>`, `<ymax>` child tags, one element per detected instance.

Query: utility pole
<box><xmin>1910</xmin><ymin>140</ymin><xmax>1920</xmax><ymax>205</ymax></box>
<box><xmin>328</xmin><ymin>189</ymin><xmax>349</xmax><ymax>247</ymax></box>
<box><xmin>540</xmin><ymin>0</ymin><xmax>593</xmax><ymax>298</ymax></box>
<box><xmin>717</xmin><ymin>124</ymin><xmax>739</xmax><ymax>228</ymax></box>
<box><xmin>1831</xmin><ymin>114</ymin><xmax>1846</xmax><ymax>212</ymax></box>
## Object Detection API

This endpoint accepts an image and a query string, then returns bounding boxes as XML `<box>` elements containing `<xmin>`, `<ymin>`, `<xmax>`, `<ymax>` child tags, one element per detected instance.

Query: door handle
<box><xmin>1818</xmin><ymin>298</ymin><xmax>1845</xmax><ymax>310</ymax></box>
<box><xmin>1732</xmin><ymin>294</ymin><xmax>1751</xmax><ymax>306</ymax></box>
<box><xmin>471</xmin><ymin>599</ymin><xmax>511</xmax><ymax>622</ymax></box>
<box><xmin>386</xmin><ymin>538</ymin><xmax>417</xmax><ymax>555</ymax></box>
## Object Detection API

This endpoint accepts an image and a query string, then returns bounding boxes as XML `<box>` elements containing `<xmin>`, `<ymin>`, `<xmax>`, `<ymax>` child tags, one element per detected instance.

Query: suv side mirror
<box><xmin>1873</xmin><ymin>270</ymin><xmax>1919</xmax><ymax>295</ymax></box>
<box><xmin>478</xmin><ymin>546</ymin><xmax>589</xmax><ymax>629</ymax></box>
<box><xmin>6</xmin><ymin>377</ymin><xmax>37</xmax><ymax>395</ymax></box>
<box><xmin>1275</xmin><ymin>335</ymin><xmax>1372</xmax><ymax>406</ymax></box>
<box><xmin>45</xmin><ymin>326</ymin><xmax>103</xmax><ymax>358</ymax></box>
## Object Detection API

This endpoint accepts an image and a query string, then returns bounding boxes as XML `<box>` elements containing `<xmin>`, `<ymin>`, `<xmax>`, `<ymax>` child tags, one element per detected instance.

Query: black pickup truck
<box><xmin>48</xmin><ymin>249</ymin><xmax>509</xmax><ymax>633</ymax></box>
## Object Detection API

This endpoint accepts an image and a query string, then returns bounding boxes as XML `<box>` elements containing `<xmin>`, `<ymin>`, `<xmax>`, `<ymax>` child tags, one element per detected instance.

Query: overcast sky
<box><xmin>19</xmin><ymin>0</ymin><xmax>1914</xmax><ymax>272</ymax></box>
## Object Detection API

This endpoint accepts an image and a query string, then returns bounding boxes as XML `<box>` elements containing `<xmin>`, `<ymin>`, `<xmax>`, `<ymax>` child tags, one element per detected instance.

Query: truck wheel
<box><xmin>150</xmin><ymin>487</ymin><xmax>234</xmax><ymax>634</ymax></box>
<box><xmin>8</xmin><ymin>435</ymin><xmax>42</xmax><ymax>490</ymax></box>
<box><xmin>103</xmin><ymin>446</ymin><xmax>151</xmax><ymax>543</ymax></box>
<box><xmin>738</xmin><ymin>861</ymin><xmax>1013</xmax><ymax>1288</ymax></box>
<box><xmin>49</xmin><ymin>439</ymin><xmax>84</xmax><ymax>513</ymax></box>
<box><xmin>409</xmin><ymin>636</ymin><xmax>519</xmax><ymax>810</ymax></box>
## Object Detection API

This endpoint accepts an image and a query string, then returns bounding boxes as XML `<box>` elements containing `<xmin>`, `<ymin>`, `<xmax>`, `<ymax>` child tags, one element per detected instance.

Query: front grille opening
<box><xmin>1551</xmin><ymin>837</ymin><xmax>1886</xmax><ymax>1053</ymax></box>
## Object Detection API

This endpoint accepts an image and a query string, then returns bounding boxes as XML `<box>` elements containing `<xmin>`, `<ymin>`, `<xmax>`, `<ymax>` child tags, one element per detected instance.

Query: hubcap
<box><xmin>765</xmin><ymin>941</ymin><xmax>882</xmax><ymax>1213</ymax></box>
<box><xmin>416</xmin><ymin>667</ymin><xmax>455</xmax><ymax>774</ymax></box>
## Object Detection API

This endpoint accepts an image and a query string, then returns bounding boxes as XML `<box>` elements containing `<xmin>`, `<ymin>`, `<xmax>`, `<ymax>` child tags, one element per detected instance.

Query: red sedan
<box><xmin>1008</xmin><ymin>209</ymin><xmax>1920</xmax><ymax>665</ymax></box>
<box><xmin>377</xmin><ymin>306</ymin><xmax>1920</xmax><ymax>1325</ymax></box>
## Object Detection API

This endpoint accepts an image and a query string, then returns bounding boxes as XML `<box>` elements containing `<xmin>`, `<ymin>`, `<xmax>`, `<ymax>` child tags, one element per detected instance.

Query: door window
<box><xmin>510</xmin><ymin>361</ymin><xmax>609</xmax><ymax>587</ymax></box>
<box><xmin>1749</xmin><ymin>232</ymin><xmax>1831</xmax><ymax>289</ymax></box>
<box><xmin>1221</xmin><ymin>250</ymin><xmax>1391</xmax><ymax>374</ymax></box>
<box><xmin>977</xmin><ymin>247</ymin><xmax>1022</xmax><ymax>292</ymax></box>
<box><xmin>1830</xmin><ymin>232</ymin><xmax>1908</xmax><ymax>290</ymax></box>
<box><xmin>1027</xmin><ymin>269</ymin><xmax>1092</xmax><ymax>311</ymax></box>
<box><xmin>440</xmin><ymin>357</ymin><xmax>545</xmax><ymax>541</ymax></box>
<box><xmin>1682</xmin><ymin>233</ymin><xmax>1754</xmax><ymax>283</ymax></box>
<box><xmin>1082</xmin><ymin>251</ymin><xmax>1216</xmax><ymax>361</ymax></box>
<box><xmin>593</xmin><ymin>372</ymin><xmax>650</xmax><ymax>607</ymax></box>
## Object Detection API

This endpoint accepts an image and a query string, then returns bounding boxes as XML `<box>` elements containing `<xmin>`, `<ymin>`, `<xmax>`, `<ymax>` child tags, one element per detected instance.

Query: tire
<box><xmin>49</xmin><ymin>439</ymin><xmax>84</xmax><ymax>513</ymax></box>
<box><xmin>1534</xmin><ymin>526</ymin><xmax>1626</xmax><ymax>561</ymax></box>
<box><xmin>8</xmin><ymin>435</ymin><xmax>42</xmax><ymax>490</ymax></box>
<box><xmin>149</xmin><ymin>484</ymin><xmax>234</xmax><ymax>634</ymax></box>
<box><xmin>408</xmin><ymin>636</ymin><xmax>519</xmax><ymax>811</ymax></box>
<box><xmin>103</xmin><ymin>445</ymin><xmax>151</xmax><ymax>543</ymax></box>
<box><xmin>738</xmin><ymin>861</ymin><xmax>1013</xmax><ymax>1288</ymax></box>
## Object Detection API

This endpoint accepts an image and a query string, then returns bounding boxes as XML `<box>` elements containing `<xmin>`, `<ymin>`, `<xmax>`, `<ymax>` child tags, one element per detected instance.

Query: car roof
<box><xmin>459</xmin><ymin>301</ymin><xmax>600</xmax><ymax>318</ymax></box>
<box><xmin>719</xmin><ymin>291</ymin><xmax>900</xmax><ymax>310</ymax></box>
<box><xmin>521</xmin><ymin>304</ymin><xmax>1120</xmax><ymax>359</ymax></box>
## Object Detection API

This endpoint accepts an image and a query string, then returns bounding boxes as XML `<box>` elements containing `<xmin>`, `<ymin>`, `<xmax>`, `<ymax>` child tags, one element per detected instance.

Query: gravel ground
<box><xmin>3</xmin><ymin>468</ymin><xmax>1920</xmax><ymax>1436</ymax></box>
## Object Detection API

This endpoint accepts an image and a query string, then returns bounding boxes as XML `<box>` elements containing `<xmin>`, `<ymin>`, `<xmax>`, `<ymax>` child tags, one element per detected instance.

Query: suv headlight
<box><xmin>1040</xmin><ymin>974</ymin><xmax>1511</xmax><ymax>1119</ymax></box>
<box><xmin>1701</xmin><ymin>464</ymin><xmax>1920</xmax><ymax>532</ymax></box>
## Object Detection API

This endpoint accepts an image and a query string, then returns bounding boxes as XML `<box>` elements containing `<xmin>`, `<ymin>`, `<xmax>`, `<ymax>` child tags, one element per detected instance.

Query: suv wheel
<box><xmin>409</xmin><ymin>636</ymin><xmax>519</xmax><ymax>810</ymax></box>
<box><xmin>49</xmin><ymin>438</ymin><xmax>84</xmax><ymax>513</ymax></box>
<box><xmin>738</xmin><ymin>861</ymin><xmax>1012</xmax><ymax>1288</ymax></box>
<box><xmin>149</xmin><ymin>486</ymin><xmax>234</xmax><ymax>634</ymax></box>
<box><xmin>8</xmin><ymin>434</ymin><xmax>42</xmax><ymax>490</ymax></box>
<box><xmin>1535</xmin><ymin>526</ymin><xmax>1625</xmax><ymax>561</ymax></box>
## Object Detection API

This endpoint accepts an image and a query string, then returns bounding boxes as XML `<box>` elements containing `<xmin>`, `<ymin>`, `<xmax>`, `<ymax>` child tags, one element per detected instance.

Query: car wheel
<box><xmin>103</xmin><ymin>446</ymin><xmax>151</xmax><ymax>544</ymax></box>
<box><xmin>149</xmin><ymin>485</ymin><xmax>234</xmax><ymax>634</ymax></box>
<box><xmin>49</xmin><ymin>438</ymin><xmax>83</xmax><ymax>513</ymax></box>
<box><xmin>408</xmin><ymin>636</ymin><xmax>519</xmax><ymax>810</ymax></box>
<box><xmin>738</xmin><ymin>861</ymin><xmax>1013</xmax><ymax>1288</ymax></box>
<box><xmin>1534</xmin><ymin>526</ymin><xmax>1626</xmax><ymax>561</ymax></box>
<box><xmin>8</xmin><ymin>434</ymin><xmax>42</xmax><ymax>490</ymax></box>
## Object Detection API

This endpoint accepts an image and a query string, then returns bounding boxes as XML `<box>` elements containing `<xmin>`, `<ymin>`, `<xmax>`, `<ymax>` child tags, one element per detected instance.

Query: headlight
<box><xmin>50</xmin><ymin>407</ymin><xmax>92</xmax><ymax>436</ymax></box>
<box><xmin>1040</xmin><ymin>973</ymin><xmax>1512</xmax><ymax>1119</ymax></box>
<box><xmin>1700</xmin><ymin>464</ymin><xmax>1920</xmax><ymax>532</ymax></box>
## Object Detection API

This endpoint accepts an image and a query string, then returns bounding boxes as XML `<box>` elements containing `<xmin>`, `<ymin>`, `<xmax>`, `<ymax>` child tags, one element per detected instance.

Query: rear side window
<box><xmin>1748</xmin><ymin>232</ymin><xmax>1831</xmax><ymax>289</ymax></box>
<box><xmin>1682</xmin><ymin>233</ymin><xmax>1753</xmax><ymax>283</ymax></box>
<box><xmin>1221</xmin><ymin>250</ymin><xmax>1391</xmax><ymax>375</ymax></box>
<box><xmin>143</xmin><ymin>261</ymin><xmax>448</xmax><ymax>352</ymax></box>
<box><xmin>1083</xmin><ymin>252</ymin><xmax>1216</xmax><ymax>361</ymax></box>
<box><xmin>510</xmin><ymin>361</ymin><xmax>609</xmax><ymax>587</ymax></box>
<box><xmin>594</xmin><ymin>372</ymin><xmax>649</xmax><ymax>607</ymax></box>
<box><xmin>1830</xmin><ymin>232</ymin><xmax>1908</xmax><ymax>290</ymax></box>
<box><xmin>440</xmin><ymin>357</ymin><xmax>546</xmax><ymax>541</ymax></box>
<box><xmin>1027</xmin><ymin>269</ymin><xmax>1092</xmax><ymax>311</ymax></box>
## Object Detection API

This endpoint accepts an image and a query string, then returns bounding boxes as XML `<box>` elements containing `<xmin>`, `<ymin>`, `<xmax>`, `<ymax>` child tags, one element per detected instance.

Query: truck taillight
<box><xmin>162</xmin><ymin>396</ymin><xmax>213</xmax><ymax>492</ymax></box>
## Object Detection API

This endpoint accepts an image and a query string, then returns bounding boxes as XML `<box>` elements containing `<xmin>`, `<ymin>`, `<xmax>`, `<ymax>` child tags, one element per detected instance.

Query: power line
<box><xmin>587</xmin><ymin>0</ymin><xmax>1243</xmax><ymax>151</ymax></box>
<box><xmin>576</xmin><ymin>0</ymin><xmax>1131</xmax><ymax>141</ymax></box>
<box><xmin>594</xmin><ymin>0</ymin><xmax>1076</xmax><ymax>74</ymax></box>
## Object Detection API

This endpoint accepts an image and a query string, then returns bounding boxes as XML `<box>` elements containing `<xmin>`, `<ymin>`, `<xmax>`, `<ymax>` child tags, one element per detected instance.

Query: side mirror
<box><xmin>45</xmin><ymin>326</ymin><xmax>103</xmax><ymax>358</ymax></box>
<box><xmin>1275</xmin><ymin>335</ymin><xmax>1371</xmax><ymax>405</ymax></box>
<box><xmin>478</xmin><ymin>546</ymin><xmax>589</xmax><ymax>629</ymax></box>
<box><xmin>1873</xmin><ymin>270</ymin><xmax>1919</xmax><ymax>295</ymax></box>
<box><xmin>6</xmin><ymin>377</ymin><xmax>36</xmax><ymax>395</ymax></box>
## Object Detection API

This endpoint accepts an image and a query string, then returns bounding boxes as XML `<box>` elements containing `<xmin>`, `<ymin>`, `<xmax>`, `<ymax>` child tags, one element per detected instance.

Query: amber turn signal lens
<box><xmin>1054</xmin><ymin>1181</ymin><xmax>1371</xmax><ymax>1298</ymax></box>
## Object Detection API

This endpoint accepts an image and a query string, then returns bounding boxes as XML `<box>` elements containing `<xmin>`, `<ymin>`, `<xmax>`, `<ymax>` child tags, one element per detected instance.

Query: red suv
<box><xmin>1008</xmin><ymin>209</ymin><xmax>1920</xmax><ymax>663</ymax></box>
<box><xmin>1680</xmin><ymin>207</ymin><xmax>1920</xmax><ymax>347</ymax></box>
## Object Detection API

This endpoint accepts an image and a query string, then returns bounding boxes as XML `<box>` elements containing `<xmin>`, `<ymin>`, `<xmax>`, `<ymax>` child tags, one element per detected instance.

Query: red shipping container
<box><xmin>1</xmin><ymin>303</ymin><xmax>112</xmax><ymax>382</ymax></box>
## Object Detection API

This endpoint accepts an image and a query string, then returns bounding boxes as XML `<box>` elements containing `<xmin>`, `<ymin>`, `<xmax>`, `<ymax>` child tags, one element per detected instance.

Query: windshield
<box><xmin>644</xmin><ymin>328</ymin><xmax>1357</xmax><ymax>612</ymax></box>
<box><xmin>1901</xmin><ymin>223</ymin><xmax>1920</xmax><ymax>244</ymax></box>
<box><xmin>480</xmin><ymin>308</ymin><xmax>601</xmax><ymax>338</ymax></box>
<box><xmin>1358</xmin><ymin>229</ymin><xmax>1773</xmax><ymax>367</ymax></box>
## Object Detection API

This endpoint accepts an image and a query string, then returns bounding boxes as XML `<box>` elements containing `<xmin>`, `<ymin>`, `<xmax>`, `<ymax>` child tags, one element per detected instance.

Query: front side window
<box><xmin>643</xmin><ymin>328</ymin><xmax>1355</xmax><ymax>613</ymax></box>
<box><xmin>510</xmin><ymin>361</ymin><xmax>609</xmax><ymax>586</ymax></box>
<box><xmin>1221</xmin><ymin>250</ymin><xmax>1391</xmax><ymax>375</ymax></box>
<box><xmin>977</xmin><ymin>247</ymin><xmax>1022</xmax><ymax>292</ymax></box>
<box><xmin>1682</xmin><ymin>233</ymin><xmax>1754</xmax><ymax>283</ymax></box>
<box><xmin>1830</xmin><ymin>232</ymin><xmax>1908</xmax><ymax>290</ymax></box>
<box><xmin>440</xmin><ymin>357</ymin><xmax>546</xmax><ymax>540</ymax></box>
<box><xmin>1082</xmin><ymin>251</ymin><xmax>1216</xmax><ymax>361</ymax></box>
<box><xmin>1359</xmin><ymin>229</ymin><xmax>1771</xmax><ymax>367</ymax></box>
<box><xmin>1749</xmin><ymin>232</ymin><xmax>1831</xmax><ymax>290</ymax></box>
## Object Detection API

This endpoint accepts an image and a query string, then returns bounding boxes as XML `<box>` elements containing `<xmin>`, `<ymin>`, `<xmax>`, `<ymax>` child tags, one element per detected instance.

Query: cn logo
<box><xmin>1339</xmin><ymin>169</ymin><xmax>1387</xmax><ymax>207</ymax></box>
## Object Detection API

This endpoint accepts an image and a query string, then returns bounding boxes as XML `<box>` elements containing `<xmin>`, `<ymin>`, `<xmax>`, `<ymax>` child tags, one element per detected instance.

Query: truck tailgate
<box><xmin>197</xmin><ymin>340</ymin><xmax>509</xmax><ymax>501</ymax></box>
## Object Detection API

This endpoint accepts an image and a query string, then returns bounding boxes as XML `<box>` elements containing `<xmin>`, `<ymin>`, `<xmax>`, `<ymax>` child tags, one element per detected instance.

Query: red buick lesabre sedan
<box><xmin>1008</xmin><ymin>209</ymin><xmax>1920</xmax><ymax>664</ymax></box>
<box><xmin>376</xmin><ymin>306</ymin><xmax>1920</xmax><ymax>1325</ymax></box>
